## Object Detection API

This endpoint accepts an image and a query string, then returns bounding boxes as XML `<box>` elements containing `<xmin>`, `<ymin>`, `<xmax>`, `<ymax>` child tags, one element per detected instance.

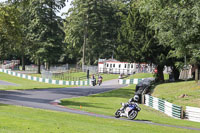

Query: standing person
<box><xmin>118</xmin><ymin>74</ymin><xmax>123</xmax><ymax>83</ymax></box>
<box><xmin>98</xmin><ymin>75</ymin><xmax>103</xmax><ymax>86</ymax></box>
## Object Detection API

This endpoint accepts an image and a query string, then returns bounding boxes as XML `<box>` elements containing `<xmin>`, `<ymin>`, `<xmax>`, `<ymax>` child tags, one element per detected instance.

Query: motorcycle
<box><xmin>115</xmin><ymin>102</ymin><xmax>141</xmax><ymax>120</ymax></box>
<box><xmin>97</xmin><ymin>78</ymin><xmax>102</xmax><ymax>86</ymax></box>
<box><xmin>91</xmin><ymin>78</ymin><xmax>96</xmax><ymax>86</ymax></box>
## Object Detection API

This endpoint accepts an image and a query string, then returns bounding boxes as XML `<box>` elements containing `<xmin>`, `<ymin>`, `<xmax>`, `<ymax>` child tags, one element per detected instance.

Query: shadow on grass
<box><xmin>61</xmin><ymin>100</ymin><xmax>112</xmax><ymax>109</ymax></box>
<box><xmin>0</xmin><ymin>103</ymin><xmax>9</xmax><ymax>106</ymax></box>
<box><xmin>134</xmin><ymin>119</ymin><xmax>152</xmax><ymax>122</ymax></box>
<box><xmin>90</xmin><ymin>88</ymin><xmax>135</xmax><ymax>98</ymax></box>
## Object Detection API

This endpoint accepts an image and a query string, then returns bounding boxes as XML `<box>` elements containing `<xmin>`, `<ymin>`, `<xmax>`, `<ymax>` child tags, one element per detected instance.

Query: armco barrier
<box><xmin>118</xmin><ymin>79</ymin><xmax>144</xmax><ymax>85</ymax></box>
<box><xmin>185</xmin><ymin>106</ymin><xmax>200</xmax><ymax>122</ymax></box>
<box><xmin>0</xmin><ymin>69</ymin><xmax>90</xmax><ymax>86</ymax></box>
<box><xmin>145</xmin><ymin>95</ymin><xmax>183</xmax><ymax>119</ymax></box>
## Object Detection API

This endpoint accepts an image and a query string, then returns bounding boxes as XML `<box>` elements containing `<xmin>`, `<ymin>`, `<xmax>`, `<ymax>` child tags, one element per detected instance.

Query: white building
<box><xmin>98</xmin><ymin>59</ymin><xmax>138</xmax><ymax>75</ymax></box>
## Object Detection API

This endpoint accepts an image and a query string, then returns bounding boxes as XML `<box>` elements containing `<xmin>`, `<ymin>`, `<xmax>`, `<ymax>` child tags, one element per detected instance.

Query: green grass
<box><xmin>60</xmin><ymin>84</ymin><xmax>200</xmax><ymax>129</ymax></box>
<box><xmin>0</xmin><ymin>72</ymin><xmax>199</xmax><ymax>132</ymax></box>
<box><xmin>126</xmin><ymin>73</ymin><xmax>169</xmax><ymax>80</ymax></box>
<box><xmin>0</xmin><ymin>104</ymin><xmax>198</xmax><ymax>133</ymax></box>
<box><xmin>27</xmin><ymin>74</ymin><xmax>41</xmax><ymax>77</ymax></box>
<box><xmin>0</xmin><ymin>72</ymin><xmax>118</xmax><ymax>90</ymax></box>
<box><xmin>99</xmin><ymin>73</ymin><xmax>119</xmax><ymax>81</ymax></box>
<box><xmin>127</xmin><ymin>73</ymin><xmax>154</xmax><ymax>79</ymax></box>
<box><xmin>53</xmin><ymin>72</ymin><xmax>87</xmax><ymax>81</ymax></box>
<box><xmin>29</xmin><ymin>72</ymin><xmax>119</xmax><ymax>81</ymax></box>
<box><xmin>28</xmin><ymin>72</ymin><xmax>88</xmax><ymax>81</ymax></box>
<box><xmin>152</xmin><ymin>80</ymin><xmax>200</xmax><ymax>108</ymax></box>
<box><xmin>0</xmin><ymin>72</ymin><xmax>73</xmax><ymax>90</ymax></box>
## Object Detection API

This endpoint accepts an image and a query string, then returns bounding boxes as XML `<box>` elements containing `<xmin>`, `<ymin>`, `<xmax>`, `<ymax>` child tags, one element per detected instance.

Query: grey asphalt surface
<box><xmin>0</xmin><ymin>79</ymin><xmax>200</xmax><ymax>131</ymax></box>
<box><xmin>0</xmin><ymin>80</ymin><xmax>19</xmax><ymax>86</ymax></box>
<box><xmin>0</xmin><ymin>79</ymin><xmax>125</xmax><ymax>107</ymax></box>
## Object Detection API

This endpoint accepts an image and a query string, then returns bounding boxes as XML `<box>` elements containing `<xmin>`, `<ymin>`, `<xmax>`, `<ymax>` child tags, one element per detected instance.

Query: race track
<box><xmin>0</xmin><ymin>79</ymin><xmax>199</xmax><ymax>131</ymax></box>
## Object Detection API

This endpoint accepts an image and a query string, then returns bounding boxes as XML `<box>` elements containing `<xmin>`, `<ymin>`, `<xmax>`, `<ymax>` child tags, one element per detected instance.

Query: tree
<box><xmin>25</xmin><ymin>0</ymin><xmax>66</xmax><ymax>73</ymax></box>
<box><xmin>64</xmin><ymin>0</ymin><xmax>121</xmax><ymax>67</ymax></box>
<box><xmin>7</xmin><ymin>0</ymin><xmax>31</xmax><ymax>70</ymax></box>
<box><xmin>146</xmin><ymin>0</ymin><xmax>200</xmax><ymax>81</ymax></box>
<box><xmin>116</xmin><ymin>0</ymin><xmax>173</xmax><ymax>82</ymax></box>
<box><xmin>0</xmin><ymin>3</ymin><xmax>22</xmax><ymax>62</ymax></box>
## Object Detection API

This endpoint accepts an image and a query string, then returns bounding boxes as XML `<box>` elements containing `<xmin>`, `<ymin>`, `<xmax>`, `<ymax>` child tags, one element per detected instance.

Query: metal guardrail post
<box><xmin>141</xmin><ymin>94</ymin><xmax>145</xmax><ymax>104</ymax></box>
<box><xmin>181</xmin><ymin>106</ymin><xmax>184</xmax><ymax>119</ymax></box>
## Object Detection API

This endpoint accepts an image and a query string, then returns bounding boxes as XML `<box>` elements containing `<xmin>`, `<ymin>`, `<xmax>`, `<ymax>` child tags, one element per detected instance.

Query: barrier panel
<box><xmin>0</xmin><ymin>69</ymin><xmax>90</xmax><ymax>86</ymax></box>
<box><xmin>145</xmin><ymin>95</ymin><xmax>183</xmax><ymax>119</ymax></box>
<box><xmin>185</xmin><ymin>106</ymin><xmax>200</xmax><ymax>122</ymax></box>
<box><xmin>118</xmin><ymin>79</ymin><xmax>144</xmax><ymax>85</ymax></box>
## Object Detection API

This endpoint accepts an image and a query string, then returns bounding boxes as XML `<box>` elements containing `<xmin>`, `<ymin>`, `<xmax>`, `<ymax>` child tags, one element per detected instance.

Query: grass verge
<box><xmin>29</xmin><ymin>72</ymin><xmax>119</xmax><ymax>82</ymax></box>
<box><xmin>0</xmin><ymin>72</ymin><xmax>73</xmax><ymax>90</ymax></box>
<box><xmin>152</xmin><ymin>80</ymin><xmax>200</xmax><ymax>108</ymax></box>
<box><xmin>126</xmin><ymin>73</ymin><xmax>169</xmax><ymax>80</ymax></box>
<box><xmin>0</xmin><ymin>104</ymin><xmax>198</xmax><ymax>133</ymax></box>
<box><xmin>60</xmin><ymin>85</ymin><xmax>200</xmax><ymax>129</ymax></box>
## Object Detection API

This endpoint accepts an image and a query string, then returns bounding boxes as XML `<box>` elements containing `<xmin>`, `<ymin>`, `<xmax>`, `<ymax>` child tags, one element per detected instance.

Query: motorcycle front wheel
<box><xmin>128</xmin><ymin>110</ymin><xmax>138</xmax><ymax>120</ymax></box>
<box><xmin>115</xmin><ymin>109</ymin><xmax>121</xmax><ymax>118</ymax></box>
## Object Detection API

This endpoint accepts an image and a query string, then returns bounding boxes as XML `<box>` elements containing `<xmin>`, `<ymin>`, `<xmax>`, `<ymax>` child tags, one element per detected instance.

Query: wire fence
<box><xmin>40</xmin><ymin>65</ymin><xmax>98</xmax><ymax>81</ymax></box>
<box><xmin>24</xmin><ymin>64</ymin><xmax>69</xmax><ymax>73</ymax></box>
<box><xmin>47</xmin><ymin>69</ymin><xmax>87</xmax><ymax>81</ymax></box>
<box><xmin>98</xmin><ymin>67</ymin><xmax>155</xmax><ymax>75</ymax></box>
<box><xmin>0</xmin><ymin>60</ymin><xmax>20</xmax><ymax>69</ymax></box>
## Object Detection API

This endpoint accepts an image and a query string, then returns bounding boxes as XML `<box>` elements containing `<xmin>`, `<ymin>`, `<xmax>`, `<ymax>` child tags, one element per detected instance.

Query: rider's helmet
<box><xmin>133</xmin><ymin>95</ymin><xmax>139</xmax><ymax>102</ymax></box>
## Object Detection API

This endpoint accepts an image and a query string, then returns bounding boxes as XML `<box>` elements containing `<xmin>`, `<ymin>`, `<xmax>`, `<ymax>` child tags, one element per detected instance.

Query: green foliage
<box><xmin>147</xmin><ymin>0</ymin><xmax>200</xmax><ymax>65</ymax></box>
<box><xmin>25</xmin><ymin>0</ymin><xmax>66</xmax><ymax>65</ymax></box>
<box><xmin>0</xmin><ymin>0</ymin><xmax>67</xmax><ymax>71</ymax></box>
<box><xmin>64</xmin><ymin>0</ymin><xmax>123</xmax><ymax>65</ymax></box>
<box><xmin>0</xmin><ymin>3</ymin><xmax>22</xmax><ymax>60</ymax></box>
<box><xmin>0</xmin><ymin>0</ymin><xmax>199</xmax><ymax>79</ymax></box>
<box><xmin>116</xmin><ymin>0</ymin><xmax>172</xmax><ymax>82</ymax></box>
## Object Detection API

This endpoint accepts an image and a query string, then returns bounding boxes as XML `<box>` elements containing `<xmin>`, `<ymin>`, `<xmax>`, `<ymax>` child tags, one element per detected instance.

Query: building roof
<box><xmin>98</xmin><ymin>58</ymin><xmax>130</xmax><ymax>63</ymax></box>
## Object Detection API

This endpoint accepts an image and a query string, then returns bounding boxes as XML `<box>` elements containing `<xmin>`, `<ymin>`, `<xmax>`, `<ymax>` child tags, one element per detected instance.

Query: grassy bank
<box><xmin>0</xmin><ymin>73</ymin><xmax>199</xmax><ymax>132</ymax></box>
<box><xmin>152</xmin><ymin>80</ymin><xmax>200</xmax><ymax>108</ymax></box>
<box><xmin>0</xmin><ymin>72</ymin><xmax>71</xmax><ymax>90</ymax></box>
<box><xmin>60</xmin><ymin>84</ymin><xmax>200</xmax><ymax>129</ymax></box>
<box><xmin>126</xmin><ymin>73</ymin><xmax>169</xmax><ymax>80</ymax></box>
<box><xmin>0</xmin><ymin>104</ymin><xmax>198</xmax><ymax>133</ymax></box>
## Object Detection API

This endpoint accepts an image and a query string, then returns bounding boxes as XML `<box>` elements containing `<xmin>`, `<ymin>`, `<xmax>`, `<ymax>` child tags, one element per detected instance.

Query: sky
<box><xmin>0</xmin><ymin>0</ymin><xmax>72</xmax><ymax>18</ymax></box>
<box><xmin>57</xmin><ymin>0</ymin><xmax>72</xmax><ymax>18</ymax></box>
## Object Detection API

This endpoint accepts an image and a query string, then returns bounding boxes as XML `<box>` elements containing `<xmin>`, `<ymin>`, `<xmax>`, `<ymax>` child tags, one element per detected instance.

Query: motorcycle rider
<box><xmin>91</xmin><ymin>74</ymin><xmax>96</xmax><ymax>86</ymax></box>
<box><xmin>98</xmin><ymin>75</ymin><xmax>103</xmax><ymax>86</ymax></box>
<box><xmin>129</xmin><ymin>95</ymin><xmax>139</xmax><ymax>103</ymax></box>
<box><xmin>120</xmin><ymin>95</ymin><xmax>140</xmax><ymax>112</ymax></box>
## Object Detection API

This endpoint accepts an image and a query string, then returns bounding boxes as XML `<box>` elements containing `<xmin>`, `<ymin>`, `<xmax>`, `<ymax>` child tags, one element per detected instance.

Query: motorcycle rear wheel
<box><xmin>128</xmin><ymin>110</ymin><xmax>138</xmax><ymax>120</ymax></box>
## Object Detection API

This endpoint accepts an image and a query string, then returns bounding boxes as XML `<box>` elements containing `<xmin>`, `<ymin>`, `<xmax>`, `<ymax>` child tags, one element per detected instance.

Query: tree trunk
<box><xmin>155</xmin><ymin>65</ymin><xmax>164</xmax><ymax>82</ymax></box>
<box><xmin>82</xmin><ymin>32</ymin><xmax>86</xmax><ymax>70</ymax></box>
<box><xmin>172</xmin><ymin>66</ymin><xmax>180</xmax><ymax>81</ymax></box>
<box><xmin>37</xmin><ymin>58</ymin><xmax>41</xmax><ymax>74</ymax></box>
<box><xmin>21</xmin><ymin>55</ymin><xmax>25</xmax><ymax>71</ymax></box>
<box><xmin>195</xmin><ymin>64</ymin><xmax>199</xmax><ymax>83</ymax></box>
<box><xmin>82</xmin><ymin>14</ymin><xmax>88</xmax><ymax>69</ymax></box>
<box><xmin>45</xmin><ymin>62</ymin><xmax>50</xmax><ymax>71</ymax></box>
<box><xmin>47</xmin><ymin>62</ymin><xmax>50</xmax><ymax>71</ymax></box>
